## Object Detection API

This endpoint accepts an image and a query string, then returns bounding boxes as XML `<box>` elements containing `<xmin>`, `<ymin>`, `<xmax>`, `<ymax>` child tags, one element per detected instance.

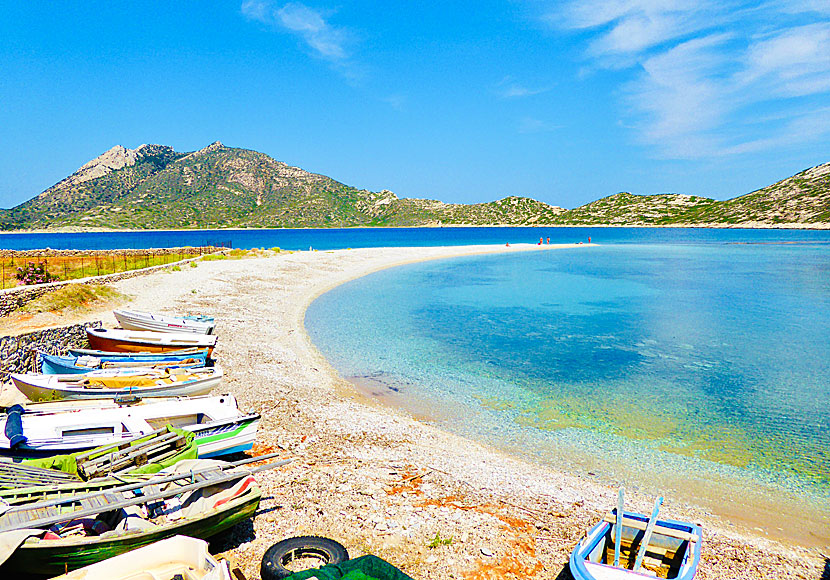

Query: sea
<box><xmin>295</xmin><ymin>228</ymin><xmax>830</xmax><ymax>546</ymax></box>
<box><xmin>4</xmin><ymin>226</ymin><xmax>829</xmax><ymax>543</ymax></box>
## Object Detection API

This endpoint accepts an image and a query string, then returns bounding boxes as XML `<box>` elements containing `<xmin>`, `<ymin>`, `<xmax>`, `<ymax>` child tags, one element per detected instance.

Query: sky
<box><xmin>0</xmin><ymin>1</ymin><xmax>828</xmax><ymax>210</ymax></box>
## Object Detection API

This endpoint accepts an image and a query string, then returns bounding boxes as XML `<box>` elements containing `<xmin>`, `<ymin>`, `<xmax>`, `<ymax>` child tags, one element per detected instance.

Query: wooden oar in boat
<box><xmin>1</xmin><ymin>453</ymin><xmax>287</xmax><ymax>516</ymax></box>
<box><xmin>632</xmin><ymin>496</ymin><xmax>664</xmax><ymax>572</ymax></box>
<box><xmin>0</xmin><ymin>456</ymin><xmax>293</xmax><ymax>533</ymax></box>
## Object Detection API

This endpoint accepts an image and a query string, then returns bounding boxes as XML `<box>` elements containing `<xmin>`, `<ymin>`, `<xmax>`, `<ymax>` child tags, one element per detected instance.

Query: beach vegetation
<box><xmin>170</xmin><ymin>265</ymin><xmax>181</xmax><ymax>271</ymax></box>
<box><xmin>200</xmin><ymin>254</ymin><xmax>227</xmax><ymax>261</ymax></box>
<box><xmin>190</xmin><ymin>261</ymin><xmax>198</xmax><ymax>267</ymax></box>
<box><xmin>15</xmin><ymin>261</ymin><xmax>58</xmax><ymax>286</ymax></box>
<box><xmin>428</xmin><ymin>532</ymin><xmax>453</xmax><ymax>548</ymax></box>
<box><xmin>21</xmin><ymin>283</ymin><xmax>124</xmax><ymax>313</ymax></box>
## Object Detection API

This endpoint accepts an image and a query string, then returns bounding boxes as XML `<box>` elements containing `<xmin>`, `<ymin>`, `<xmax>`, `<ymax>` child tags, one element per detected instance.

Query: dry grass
<box><xmin>21</xmin><ymin>284</ymin><xmax>126</xmax><ymax>314</ymax></box>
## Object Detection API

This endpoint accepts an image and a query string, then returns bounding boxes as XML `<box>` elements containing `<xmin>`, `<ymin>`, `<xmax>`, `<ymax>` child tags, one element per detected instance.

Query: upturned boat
<box><xmin>0</xmin><ymin>394</ymin><xmax>259</xmax><ymax>459</ymax></box>
<box><xmin>0</xmin><ymin>458</ymin><xmax>267</xmax><ymax>576</ymax></box>
<box><xmin>10</xmin><ymin>367</ymin><xmax>223</xmax><ymax>401</ymax></box>
<box><xmin>86</xmin><ymin>328</ymin><xmax>217</xmax><ymax>356</ymax></box>
<box><xmin>48</xmin><ymin>535</ymin><xmax>231</xmax><ymax>580</ymax></box>
<box><xmin>570</xmin><ymin>491</ymin><xmax>702</xmax><ymax>580</ymax></box>
<box><xmin>113</xmin><ymin>309</ymin><xmax>216</xmax><ymax>335</ymax></box>
<box><xmin>39</xmin><ymin>350</ymin><xmax>209</xmax><ymax>374</ymax></box>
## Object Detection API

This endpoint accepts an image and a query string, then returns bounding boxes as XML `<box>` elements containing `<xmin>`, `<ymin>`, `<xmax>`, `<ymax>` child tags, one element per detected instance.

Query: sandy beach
<box><xmin>1</xmin><ymin>243</ymin><xmax>825</xmax><ymax>579</ymax></box>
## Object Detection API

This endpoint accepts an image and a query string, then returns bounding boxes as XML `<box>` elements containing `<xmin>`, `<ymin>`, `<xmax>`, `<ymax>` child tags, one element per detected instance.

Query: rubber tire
<box><xmin>260</xmin><ymin>536</ymin><xmax>349</xmax><ymax>580</ymax></box>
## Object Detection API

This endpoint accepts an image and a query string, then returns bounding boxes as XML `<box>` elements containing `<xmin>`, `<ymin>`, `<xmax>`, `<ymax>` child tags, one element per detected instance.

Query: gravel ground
<box><xmin>1</xmin><ymin>244</ymin><xmax>825</xmax><ymax>579</ymax></box>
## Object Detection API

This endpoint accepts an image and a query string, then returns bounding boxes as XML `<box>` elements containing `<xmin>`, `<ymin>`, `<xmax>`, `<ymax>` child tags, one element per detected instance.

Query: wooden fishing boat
<box><xmin>113</xmin><ymin>309</ymin><xmax>216</xmax><ymax>335</ymax></box>
<box><xmin>48</xmin><ymin>535</ymin><xmax>231</xmax><ymax>580</ymax></box>
<box><xmin>10</xmin><ymin>367</ymin><xmax>223</xmax><ymax>401</ymax></box>
<box><xmin>0</xmin><ymin>458</ymin><xmax>268</xmax><ymax>576</ymax></box>
<box><xmin>69</xmin><ymin>346</ymin><xmax>208</xmax><ymax>358</ymax></box>
<box><xmin>39</xmin><ymin>350</ymin><xmax>209</xmax><ymax>374</ymax></box>
<box><xmin>570</xmin><ymin>491</ymin><xmax>702</xmax><ymax>580</ymax></box>
<box><xmin>0</xmin><ymin>394</ymin><xmax>259</xmax><ymax>459</ymax></box>
<box><xmin>86</xmin><ymin>328</ymin><xmax>217</xmax><ymax>356</ymax></box>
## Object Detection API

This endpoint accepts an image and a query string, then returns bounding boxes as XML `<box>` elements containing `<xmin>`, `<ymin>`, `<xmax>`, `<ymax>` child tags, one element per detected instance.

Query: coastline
<box><xmin>0</xmin><ymin>221</ymin><xmax>829</xmax><ymax>235</ymax></box>
<box><xmin>0</xmin><ymin>244</ymin><xmax>825</xmax><ymax>579</ymax></box>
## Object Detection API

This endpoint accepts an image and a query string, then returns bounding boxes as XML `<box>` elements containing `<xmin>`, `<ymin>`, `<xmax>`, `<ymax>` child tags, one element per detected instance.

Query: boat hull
<box><xmin>113</xmin><ymin>309</ymin><xmax>215</xmax><ymax>335</ymax></box>
<box><xmin>10</xmin><ymin>369</ymin><xmax>223</xmax><ymax>402</ymax></box>
<box><xmin>2</xmin><ymin>486</ymin><xmax>260</xmax><ymax>576</ymax></box>
<box><xmin>87</xmin><ymin>328</ymin><xmax>216</xmax><ymax>357</ymax></box>
<box><xmin>40</xmin><ymin>351</ymin><xmax>209</xmax><ymax>374</ymax></box>
<box><xmin>569</xmin><ymin>511</ymin><xmax>702</xmax><ymax>580</ymax></box>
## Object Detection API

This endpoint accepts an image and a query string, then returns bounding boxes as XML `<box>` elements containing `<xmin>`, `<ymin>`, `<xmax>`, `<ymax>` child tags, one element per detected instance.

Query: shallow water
<box><xmin>306</xmin><ymin>241</ymin><xmax>830</xmax><ymax>544</ymax></box>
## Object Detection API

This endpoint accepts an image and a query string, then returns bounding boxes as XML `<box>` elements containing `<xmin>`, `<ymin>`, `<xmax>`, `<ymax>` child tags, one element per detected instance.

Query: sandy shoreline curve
<box><xmin>1</xmin><ymin>243</ymin><xmax>825</xmax><ymax>579</ymax></box>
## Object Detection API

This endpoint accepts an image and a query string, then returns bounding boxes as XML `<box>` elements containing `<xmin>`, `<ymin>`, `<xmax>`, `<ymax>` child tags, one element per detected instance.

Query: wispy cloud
<box><xmin>518</xmin><ymin>117</ymin><xmax>561</xmax><ymax>133</ymax></box>
<box><xmin>496</xmin><ymin>76</ymin><xmax>550</xmax><ymax>98</ymax></box>
<box><xmin>242</xmin><ymin>1</ymin><xmax>355</xmax><ymax>72</ymax></box>
<box><xmin>545</xmin><ymin>0</ymin><xmax>830</xmax><ymax>158</ymax></box>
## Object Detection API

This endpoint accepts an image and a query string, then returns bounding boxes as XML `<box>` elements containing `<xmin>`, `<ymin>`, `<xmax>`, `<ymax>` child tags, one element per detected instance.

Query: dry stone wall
<box><xmin>0</xmin><ymin>321</ymin><xmax>102</xmax><ymax>381</ymax></box>
<box><xmin>0</xmin><ymin>247</ymin><xmax>225</xmax><ymax>317</ymax></box>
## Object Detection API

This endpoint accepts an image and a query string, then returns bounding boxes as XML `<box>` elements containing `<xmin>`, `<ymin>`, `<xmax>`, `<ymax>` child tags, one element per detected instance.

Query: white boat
<box><xmin>0</xmin><ymin>394</ymin><xmax>259</xmax><ymax>459</ymax></box>
<box><xmin>47</xmin><ymin>535</ymin><xmax>232</xmax><ymax>579</ymax></box>
<box><xmin>87</xmin><ymin>327</ymin><xmax>217</xmax><ymax>356</ymax></box>
<box><xmin>10</xmin><ymin>367</ymin><xmax>223</xmax><ymax>401</ymax></box>
<box><xmin>114</xmin><ymin>309</ymin><xmax>216</xmax><ymax>335</ymax></box>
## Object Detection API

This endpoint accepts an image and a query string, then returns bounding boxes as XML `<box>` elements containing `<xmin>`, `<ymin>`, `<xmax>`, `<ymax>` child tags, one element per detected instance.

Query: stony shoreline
<box><xmin>1</xmin><ymin>244</ymin><xmax>825</xmax><ymax>579</ymax></box>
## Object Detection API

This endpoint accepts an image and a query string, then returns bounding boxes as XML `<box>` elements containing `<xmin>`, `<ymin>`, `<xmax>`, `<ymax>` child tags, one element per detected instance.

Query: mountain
<box><xmin>1</xmin><ymin>142</ymin><xmax>827</xmax><ymax>230</ymax></box>
<box><xmin>1</xmin><ymin>142</ymin><xmax>565</xmax><ymax>230</ymax></box>
<box><xmin>556</xmin><ymin>162</ymin><xmax>829</xmax><ymax>227</ymax></box>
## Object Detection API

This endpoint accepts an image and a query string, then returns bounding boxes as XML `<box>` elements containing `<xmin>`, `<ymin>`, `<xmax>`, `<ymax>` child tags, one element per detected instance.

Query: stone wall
<box><xmin>0</xmin><ymin>321</ymin><xmax>102</xmax><ymax>381</ymax></box>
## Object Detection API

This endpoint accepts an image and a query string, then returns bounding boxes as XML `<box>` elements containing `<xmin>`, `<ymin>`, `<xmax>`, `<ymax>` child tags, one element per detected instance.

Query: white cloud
<box><xmin>496</xmin><ymin>77</ymin><xmax>550</xmax><ymax>98</ymax></box>
<box><xmin>547</xmin><ymin>0</ymin><xmax>830</xmax><ymax>158</ymax></box>
<box><xmin>518</xmin><ymin>117</ymin><xmax>561</xmax><ymax>133</ymax></box>
<box><xmin>242</xmin><ymin>1</ymin><xmax>351</xmax><ymax>63</ymax></box>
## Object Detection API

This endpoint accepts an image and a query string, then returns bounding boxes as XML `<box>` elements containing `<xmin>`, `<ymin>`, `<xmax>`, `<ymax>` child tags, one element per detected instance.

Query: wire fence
<box><xmin>0</xmin><ymin>245</ymin><xmax>228</xmax><ymax>290</ymax></box>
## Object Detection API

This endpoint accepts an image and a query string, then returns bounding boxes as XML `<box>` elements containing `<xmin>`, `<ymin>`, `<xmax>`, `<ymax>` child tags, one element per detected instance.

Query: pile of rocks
<box><xmin>0</xmin><ymin>321</ymin><xmax>101</xmax><ymax>380</ymax></box>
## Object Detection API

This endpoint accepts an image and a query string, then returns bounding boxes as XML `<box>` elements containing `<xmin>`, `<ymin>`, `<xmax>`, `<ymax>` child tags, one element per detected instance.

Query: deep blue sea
<box><xmin>2</xmin><ymin>226</ymin><xmax>829</xmax><ymax>251</ymax></box>
<box><xmin>305</xmin><ymin>231</ymin><xmax>830</xmax><ymax>537</ymax></box>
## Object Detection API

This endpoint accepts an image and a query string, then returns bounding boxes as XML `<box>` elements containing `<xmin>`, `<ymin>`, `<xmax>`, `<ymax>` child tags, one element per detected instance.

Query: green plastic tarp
<box><xmin>283</xmin><ymin>555</ymin><xmax>416</xmax><ymax>580</ymax></box>
<box><xmin>23</xmin><ymin>426</ymin><xmax>197</xmax><ymax>477</ymax></box>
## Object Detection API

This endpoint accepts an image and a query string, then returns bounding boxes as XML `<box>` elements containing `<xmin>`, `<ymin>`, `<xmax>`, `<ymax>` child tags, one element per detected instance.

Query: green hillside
<box><xmin>2</xmin><ymin>141</ymin><xmax>827</xmax><ymax>230</ymax></box>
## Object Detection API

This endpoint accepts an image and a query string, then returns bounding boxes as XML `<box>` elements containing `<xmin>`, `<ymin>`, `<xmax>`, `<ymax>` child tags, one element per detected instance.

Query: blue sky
<box><xmin>0</xmin><ymin>1</ymin><xmax>828</xmax><ymax>209</ymax></box>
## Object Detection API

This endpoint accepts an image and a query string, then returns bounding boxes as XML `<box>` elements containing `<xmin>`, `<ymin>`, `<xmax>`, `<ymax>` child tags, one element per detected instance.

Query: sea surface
<box><xmin>2</xmin><ymin>226</ymin><xmax>829</xmax><ymax>251</ymax></box>
<box><xmin>305</xmin><ymin>233</ymin><xmax>830</xmax><ymax>542</ymax></box>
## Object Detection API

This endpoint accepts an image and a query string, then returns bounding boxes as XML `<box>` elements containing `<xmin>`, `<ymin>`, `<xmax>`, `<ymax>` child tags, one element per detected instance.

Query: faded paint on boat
<box><xmin>86</xmin><ymin>328</ymin><xmax>217</xmax><ymax>356</ymax></box>
<box><xmin>569</xmin><ymin>510</ymin><xmax>702</xmax><ymax>580</ymax></box>
<box><xmin>10</xmin><ymin>368</ymin><xmax>223</xmax><ymax>401</ymax></box>
<box><xmin>2</xmin><ymin>481</ymin><xmax>260</xmax><ymax>576</ymax></box>
<box><xmin>113</xmin><ymin>309</ymin><xmax>216</xmax><ymax>335</ymax></box>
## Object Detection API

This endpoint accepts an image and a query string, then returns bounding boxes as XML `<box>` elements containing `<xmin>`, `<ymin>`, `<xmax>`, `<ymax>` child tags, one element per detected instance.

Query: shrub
<box><xmin>16</xmin><ymin>261</ymin><xmax>58</xmax><ymax>286</ymax></box>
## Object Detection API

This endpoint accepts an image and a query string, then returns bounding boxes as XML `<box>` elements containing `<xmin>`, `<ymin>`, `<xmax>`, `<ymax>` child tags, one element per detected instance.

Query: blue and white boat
<box><xmin>570</xmin><ymin>491</ymin><xmax>702</xmax><ymax>580</ymax></box>
<box><xmin>39</xmin><ymin>350</ymin><xmax>209</xmax><ymax>374</ymax></box>
<box><xmin>0</xmin><ymin>394</ymin><xmax>259</xmax><ymax>459</ymax></box>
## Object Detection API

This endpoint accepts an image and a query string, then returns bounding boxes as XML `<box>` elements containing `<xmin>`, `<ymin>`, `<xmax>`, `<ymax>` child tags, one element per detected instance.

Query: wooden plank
<box><xmin>602</xmin><ymin>513</ymin><xmax>697</xmax><ymax>543</ymax></box>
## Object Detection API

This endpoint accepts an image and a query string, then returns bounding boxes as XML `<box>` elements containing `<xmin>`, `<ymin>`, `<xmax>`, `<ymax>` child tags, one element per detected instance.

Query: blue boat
<box><xmin>39</xmin><ymin>350</ymin><xmax>209</xmax><ymax>375</ymax></box>
<box><xmin>570</xmin><ymin>492</ymin><xmax>702</xmax><ymax>580</ymax></box>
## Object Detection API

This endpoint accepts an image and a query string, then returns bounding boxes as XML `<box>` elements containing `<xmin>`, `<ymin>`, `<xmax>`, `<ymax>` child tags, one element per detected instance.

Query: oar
<box><xmin>0</xmin><ymin>458</ymin><xmax>292</xmax><ymax>533</ymax></box>
<box><xmin>613</xmin><ymin>487</ymin><xmax>624</xmax><ymax>567</ymax></box>
<box><xmin>2</xmin><ymin>453</ymin><xmax>289</xmax><ymax>514</ymax></box>
<box><xmin>633</xmin><ymin>496</ymin><xmax>663</xmax><ymax>572</ymax></box>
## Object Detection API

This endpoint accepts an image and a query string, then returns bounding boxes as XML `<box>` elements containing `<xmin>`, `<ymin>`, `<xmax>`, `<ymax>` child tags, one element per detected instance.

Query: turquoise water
<box><xmin>306</xmin><ymin>242</ymin><xmax>830</xmax><ymax>515</ymax></box>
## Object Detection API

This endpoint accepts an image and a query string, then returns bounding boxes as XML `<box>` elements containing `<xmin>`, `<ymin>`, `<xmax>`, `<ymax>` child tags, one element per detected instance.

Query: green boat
<box><xmin>0</xmin><ymin>459</ymin><xmax>263</xmax><ymax>576</ymax></box>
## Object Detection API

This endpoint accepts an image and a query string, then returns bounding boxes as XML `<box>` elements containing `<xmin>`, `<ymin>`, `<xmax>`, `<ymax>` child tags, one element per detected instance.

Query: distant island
<box><xmin>1</xmin><ymin>141</ymin><xmax>827</xmax><ymax>231</ymax></box>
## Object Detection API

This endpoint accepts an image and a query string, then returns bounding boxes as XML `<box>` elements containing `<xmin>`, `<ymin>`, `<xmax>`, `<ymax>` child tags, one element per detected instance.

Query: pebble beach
<box><xmin>1</xmin><ymin>243</ymin><xmax>825</xmax><ymax>580</ymax></box>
